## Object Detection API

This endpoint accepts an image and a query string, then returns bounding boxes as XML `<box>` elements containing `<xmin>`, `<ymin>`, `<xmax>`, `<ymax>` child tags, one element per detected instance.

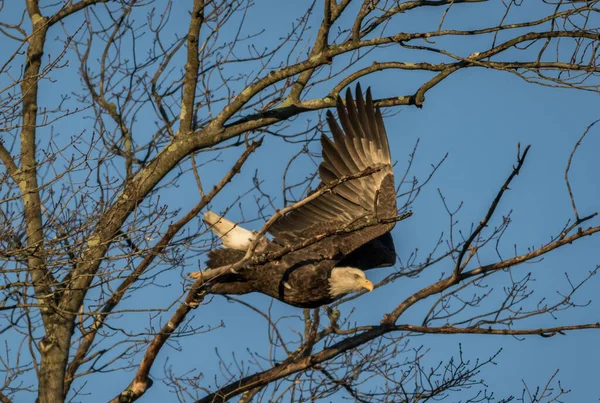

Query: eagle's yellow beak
<box><xmin>362</xmin><ymin>279</ymin><xmax>374</xmax><ymax>292</ymax></box>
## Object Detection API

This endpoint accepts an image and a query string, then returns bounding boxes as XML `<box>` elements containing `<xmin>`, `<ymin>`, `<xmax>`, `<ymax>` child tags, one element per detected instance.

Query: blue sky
<box><xmin>2</xmin><ymin>1</ymin><xmax>600</xmax><ymax>402</ymax></box>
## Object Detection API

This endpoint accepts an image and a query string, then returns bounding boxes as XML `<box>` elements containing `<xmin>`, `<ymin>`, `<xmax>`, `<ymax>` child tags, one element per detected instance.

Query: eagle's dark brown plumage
<box><xmin>201</xmin><ymin>85</ymin><xmax>398</xmax><ymax>308</ymax></box>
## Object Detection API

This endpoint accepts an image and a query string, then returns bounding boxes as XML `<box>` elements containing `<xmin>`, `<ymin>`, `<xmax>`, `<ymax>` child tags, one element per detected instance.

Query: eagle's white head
<box><xmin>329</xmin><ymin>267</ymin><xmax>374</xmax><ymax>298</ymax></box>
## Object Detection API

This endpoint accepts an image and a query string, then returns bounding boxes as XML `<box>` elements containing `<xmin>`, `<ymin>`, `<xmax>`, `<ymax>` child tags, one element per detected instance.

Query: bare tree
<box><xmin>0</xmin><ymin>0</ymin><xmax>599</xmax><ymax>402</ymax></box>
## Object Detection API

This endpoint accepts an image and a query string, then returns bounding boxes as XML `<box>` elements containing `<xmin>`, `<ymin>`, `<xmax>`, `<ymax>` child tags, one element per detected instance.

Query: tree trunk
<box><xmin>38</xmin><ymin>317</ymin><xmax>74</xmax><ymax>403</ymax></box>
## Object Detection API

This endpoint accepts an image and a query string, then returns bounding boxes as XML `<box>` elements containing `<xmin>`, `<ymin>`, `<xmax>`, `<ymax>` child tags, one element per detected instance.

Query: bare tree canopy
<box><xmin>0</xmin><ymin>1</ymin><xmax>599</xmax><ymax>402</ymax></box>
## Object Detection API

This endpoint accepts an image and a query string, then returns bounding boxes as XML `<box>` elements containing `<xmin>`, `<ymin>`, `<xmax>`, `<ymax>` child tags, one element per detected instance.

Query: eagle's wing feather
<box><xmin>205</xmin><ymin>248</ymin><xmax>245</xmax><ymax>269</ymax></box>
<box><xmin>336</xmin><ymin>232</ymin><xmax>396</xmax><ymax>270</ymax></box>
<box><xmin>269</xmin><ymin>85</ymin><xmax>397</xmax><ymax>262</ymax></box>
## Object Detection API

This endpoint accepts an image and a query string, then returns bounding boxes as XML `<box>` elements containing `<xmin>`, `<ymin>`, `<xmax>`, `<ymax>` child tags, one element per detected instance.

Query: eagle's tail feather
<box><xmin>204</xmin><ymin>211</ymin><xmax>255</xmax><ymax>250</ymax></box>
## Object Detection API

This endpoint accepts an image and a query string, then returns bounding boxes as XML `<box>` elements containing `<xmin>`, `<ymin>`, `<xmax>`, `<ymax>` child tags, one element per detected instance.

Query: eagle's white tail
<box><xmin>204</xmin><ymin>211</ymin><xmax>255</xmax><ymax>250</ymax></box>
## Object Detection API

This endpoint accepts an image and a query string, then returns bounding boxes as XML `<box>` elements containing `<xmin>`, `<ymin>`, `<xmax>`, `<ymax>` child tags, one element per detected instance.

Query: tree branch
<box><xmin>179</xmin><ymin>0</ymin><xmax>205</xmax><ymax>135</ymax></box>
<box><xmin>454</xmin><ymin>144</ymin><xmax>530</xmax><ymax>277</ymax></box>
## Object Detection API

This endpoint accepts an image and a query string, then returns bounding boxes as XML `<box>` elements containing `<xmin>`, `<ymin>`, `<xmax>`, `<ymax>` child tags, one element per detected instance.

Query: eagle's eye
<box><xmin>353</xmin><ymin>274</ymin><xmax>360</xmax><ymax>279</ymax></box>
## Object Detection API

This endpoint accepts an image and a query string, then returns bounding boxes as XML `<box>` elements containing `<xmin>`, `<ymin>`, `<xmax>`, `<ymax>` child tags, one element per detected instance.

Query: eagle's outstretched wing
<box><xmin>269</xmin><ymin>85</ymin><xmax>397</xmax><ymax>264</ymax></box>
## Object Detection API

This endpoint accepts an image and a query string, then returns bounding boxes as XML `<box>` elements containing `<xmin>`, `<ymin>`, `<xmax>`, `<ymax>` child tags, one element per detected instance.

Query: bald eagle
<box><xmin>200</xmin><ymin>85</ymin><xmax>398</xmax><ymax>308</ymax></box>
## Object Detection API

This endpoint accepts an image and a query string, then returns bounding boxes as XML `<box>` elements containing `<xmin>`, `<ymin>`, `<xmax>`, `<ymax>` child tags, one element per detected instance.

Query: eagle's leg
<box><xmin>209</xmin><ymin>282</ymin><xmax>255</xmax><ymax>295</ymax></box>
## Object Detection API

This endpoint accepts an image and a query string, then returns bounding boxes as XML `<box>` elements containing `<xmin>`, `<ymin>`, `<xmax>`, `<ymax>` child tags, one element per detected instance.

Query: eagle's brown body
<box><xmin>208</xmin><ymin>231</ymin><xmax>396</xmax><ymax>308</ymax></box>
